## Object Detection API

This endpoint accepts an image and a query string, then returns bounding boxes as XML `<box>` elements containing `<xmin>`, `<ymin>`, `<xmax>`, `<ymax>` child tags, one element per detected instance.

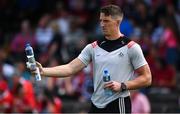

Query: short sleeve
<box><xmin>128</xmin><ymin>43</ymin><xmax>147</xmax><ymax>70</ymax></box>
<box><xmin>78</xmin><ymin>44</ymin><xmax>92</xmax><ymax>66</ymax></box>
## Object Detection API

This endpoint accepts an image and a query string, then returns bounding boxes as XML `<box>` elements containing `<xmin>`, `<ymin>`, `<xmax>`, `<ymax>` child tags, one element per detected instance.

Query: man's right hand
<box><xmin>35</xmin><ymin>62</ymin><xmax>44</xmax><ymax>75</ymax></box>
<box><xmin>26</xmin><ymin>61</ymin><xmax>44</xmax><ymax>76</ymax></box>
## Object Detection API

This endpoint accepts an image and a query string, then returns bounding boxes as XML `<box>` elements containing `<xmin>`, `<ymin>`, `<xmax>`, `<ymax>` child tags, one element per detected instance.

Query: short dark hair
<box><xmin>100</xmin><ymin>5</ymin><xmax>123</xmax><ymax>19</ymax></box>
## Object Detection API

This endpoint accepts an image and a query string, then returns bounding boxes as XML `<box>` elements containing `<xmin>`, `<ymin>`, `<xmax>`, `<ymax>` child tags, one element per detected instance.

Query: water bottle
<box><xmin>25</xmin><ymin>43</ymin><xmax>41</xmax><ymax>81</ymax></box>
<box><xmin>103</xmin><ymin>69</ymin><xmax>113</xmax><ymax>96</ymax></box>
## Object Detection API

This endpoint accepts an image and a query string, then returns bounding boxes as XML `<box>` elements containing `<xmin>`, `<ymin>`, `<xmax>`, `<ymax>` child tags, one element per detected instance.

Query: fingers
<box><xmin>26</xmin><ymin>61</ymin><xmax>43</xmax><ymax>75</ymax></box>
<box><xmin>36</xmin><ymin>62</ymin><xmax>42</xmax><ymax>68</ymax></box>
<box><xmin>104</xmin><ymin>81</ymin><xmax>121</xmax><ymax>92</ymax></box>
<box><xmin>26</xmin><ymin>62</ymin><xmax>36</xmax><ymax>71</ymax></box>
<box><xmin>26</xmin><ymin>61</ymin><xmax>42</xmax><ymax>69</ymax></box>
<box><xmin>104</xmin><ymin>81</ymin><xmax>113</xmax><ymax>89</ymax></box>
<box><xmin>36</xmin><ymin>62</ymin><xmax>43</xmax><ymax>73</ymax></box>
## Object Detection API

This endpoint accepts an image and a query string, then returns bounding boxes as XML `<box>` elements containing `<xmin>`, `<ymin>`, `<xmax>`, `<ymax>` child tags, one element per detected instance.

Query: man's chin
<box><xmin>102</xmin><ymin>32</ymin><xmax>109</xmax><ymax>36</ymax></box>
<box><xmin>103</xmin><ymin>34</ymin><xmax>110</xmax><ymax>37</ymax></box>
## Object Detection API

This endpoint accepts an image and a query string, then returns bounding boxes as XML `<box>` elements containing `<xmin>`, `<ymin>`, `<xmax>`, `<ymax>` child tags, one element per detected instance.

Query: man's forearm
<box><xmin>41</xmin><ymin>58</ymin><xmax>86</xmax><ymax>78</ymax></box>
<box><xmin>125</xmin><ymin>74</ymin><xmax>151</xmax><ymax>90</ymax></box>
<box><xmin>125</xmin><ymin>64</ymin><xmax>152</xmax><ymax>90</ymax></box>
<box><xmin>42</xmin><ymin>64</ymin><xmax>73</xmax><ymax>78</ymax></box>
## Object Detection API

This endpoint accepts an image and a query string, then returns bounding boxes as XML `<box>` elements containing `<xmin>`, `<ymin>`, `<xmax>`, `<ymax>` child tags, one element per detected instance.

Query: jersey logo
<box><xmin>119</xmin><ymin>52</ymin><xmax>124</xmax><ymax>57</ymax></box>
<box><xmin>121</xmin><ymin>41</ymin><xmax>125</xmax><ymax>45</ymax></box>
<box><xmin>91</xmin><ymin>41</ymin><xmax>98</xmax><ymax>48</ymax></box>
<box><xmin>127</xmin><ymin>41</ymin><xmax>136</xmax><ymax>48</ymax></box>
<box><xmin>100</xmin><ymin>41</ymin><xmax>106</xmax><ymax>46</ymax></box>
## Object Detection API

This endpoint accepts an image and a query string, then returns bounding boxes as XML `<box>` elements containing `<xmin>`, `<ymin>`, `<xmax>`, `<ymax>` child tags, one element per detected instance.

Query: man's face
<box><xmin>100</xmin><ymin>13</ymin><xmax>119</xmax><ymax>37</ymax></box>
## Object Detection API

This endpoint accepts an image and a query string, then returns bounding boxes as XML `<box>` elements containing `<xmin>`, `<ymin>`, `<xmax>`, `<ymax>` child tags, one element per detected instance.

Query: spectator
<box><xmin>54</xmin><ymin>2</ymin><xmax>70</xmax><ymax>37</ymax></box>
<box><xmin>160</xmin><ymin>17</ymin><xmax>178</xmax><ymax>65</ymax></box>
<box><xmin>15</xmin><ymin>60</ymin><xmax>31</xmax><ymax>80</ymax></box>
<box><xmin>131</xmin><ymin>90</ymin><xmax>151</xmax><ymax>114</ymax></box>
<box><xmin>120</xmin><ymin>17</ymin><xmax>134</xmax><ymax>37</ymax></box>
<box><xmin>12</xmin><ymin>83</ymin><xmax>32</xmax><ymax>112</ymax></box>
<box><xmin>35</xmin><ymin>14</ymin><xmax>53</xmax><ymax>52</ymax></box>
<box><xmin>152</xmin><ymin>58</ymin><xmax>176</xmax><ymax>89</ymax></box>
<box><xmin>39</xmin><ymin>88</ymin><xmax>62</xmax><ymax>113</ymax></box>
<box><xmin>48</xmin><ymin>21</ymin><xmax>64</xmax><ymax>64</ymax></box>
<box><xmin>151</xmin><ymin>16</ymin><xmax>165</xmax><ymax>45</ymax></box>
<box><xmin>10</xmin><ymin>20</ymin><xmax>37</xmax><ymax>60</ymax></box>
<box><xmin>80</xmin><ymin>64</ymin><xmax>93</xmax><ymax>102</ymax></box>
<box><xmin>0</xmin><ymin>80</ymin><xmax>13</xmax><ymax>113</ymax></box>
<box><xmin>11</xmin><ymin>74</ymin><xmax>36</xmax><ymax>112</ymax></box>
<box><xmin>64</xmin><ymin>17</ymin><xmax>87</xmax><ymax>61</ymax></box>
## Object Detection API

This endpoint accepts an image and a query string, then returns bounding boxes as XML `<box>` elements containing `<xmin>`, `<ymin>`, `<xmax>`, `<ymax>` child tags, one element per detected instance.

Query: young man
<box><xmin>30</xmin><ymin>5</ymin><xmax>152</xmax><ymax>113</ymax></box>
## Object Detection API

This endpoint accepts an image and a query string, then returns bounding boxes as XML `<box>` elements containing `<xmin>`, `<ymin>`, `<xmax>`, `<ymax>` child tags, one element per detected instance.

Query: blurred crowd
<box><xmin>0</xmin><ymin>0</ymin><xmax>180</xmax><ymax>113</ymax></box>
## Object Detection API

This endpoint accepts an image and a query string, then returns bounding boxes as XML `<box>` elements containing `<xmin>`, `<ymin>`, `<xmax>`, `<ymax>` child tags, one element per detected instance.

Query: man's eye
<box><xmin>100</xmin><ymin>20</ymin><xmax>109</xmax><ymax>23</ymax></box>
<box><xmin>104</xmin><ymin>20</ymin><xmax>109</xmax><ymax>22</ymax></box>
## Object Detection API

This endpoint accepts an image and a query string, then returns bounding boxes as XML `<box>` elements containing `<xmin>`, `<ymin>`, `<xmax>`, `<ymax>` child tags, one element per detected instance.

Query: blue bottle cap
<box><xmin>104</xmin><ymin>69</ymin><xmax>109</xmax><ymax>74</ymax></box>
<box><xmin>25</xmin><ymin>43</ymin><xmax>30</xmax><ymax>48</ymax></box>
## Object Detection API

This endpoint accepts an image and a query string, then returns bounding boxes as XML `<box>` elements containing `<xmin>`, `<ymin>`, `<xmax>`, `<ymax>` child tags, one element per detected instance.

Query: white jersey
<box><xmin>78</xmin><ymin>37</ymin><xmax>147</xmax><ymax>108</ymax></box>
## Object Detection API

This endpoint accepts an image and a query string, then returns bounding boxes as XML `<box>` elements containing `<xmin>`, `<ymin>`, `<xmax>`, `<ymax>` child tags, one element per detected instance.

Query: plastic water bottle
<box><xmin>103</xmin><ymin>69</ymin><xmax>113</xmax><ymax>96</ymax></box>
<box><xmin>25</xmin><ymin>43</ymin><xmax>41</xmax><ymax>81</ymax></box>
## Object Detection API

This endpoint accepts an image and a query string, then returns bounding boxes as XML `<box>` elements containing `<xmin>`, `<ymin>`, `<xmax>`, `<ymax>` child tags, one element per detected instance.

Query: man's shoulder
<box><xmin>127</xmin><ymin>41</ymin><xmax>136</xmax><ymax>48</ymax></box>
<box><xmin>91</xmin><ymin>41</ymin><xmax>98</xmax><ymax>48</ymax></box>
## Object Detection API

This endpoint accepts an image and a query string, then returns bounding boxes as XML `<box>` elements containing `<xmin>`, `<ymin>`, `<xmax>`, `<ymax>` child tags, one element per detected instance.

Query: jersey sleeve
<box><xmin>128</xmin><ymin>43</ymin><xmax>148</xmax><ymax>70</ymax></box>
<box><xmin>78</xmin><ymin>44</ymin><xmax>92</xmax><ymax>66</ymax></box>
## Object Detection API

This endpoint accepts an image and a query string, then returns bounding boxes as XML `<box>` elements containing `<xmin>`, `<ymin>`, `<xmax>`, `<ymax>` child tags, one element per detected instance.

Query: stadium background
<box><xmin>0</xmin><ymin>0</ymin><xmax>180</xmax><ymax>113</ymax></box>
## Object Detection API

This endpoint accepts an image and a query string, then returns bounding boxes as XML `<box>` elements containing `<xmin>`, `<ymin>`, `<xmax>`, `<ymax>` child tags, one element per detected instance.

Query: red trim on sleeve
<box><xmin>91</xmin><ymin>41</ymin><xmax>98</xmax><ymax>48</ymax></box>
<box><xmin>127</xmin><ymin>41</ymin><xmax>136</xmax><ymax>48</ymax></box>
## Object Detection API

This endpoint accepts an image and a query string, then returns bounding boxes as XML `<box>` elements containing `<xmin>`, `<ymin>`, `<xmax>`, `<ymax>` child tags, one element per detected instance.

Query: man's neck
<box><xmin>105</xmin><ymin>32</ymin><xmax>124</xmax><ymax>40</ymax></box>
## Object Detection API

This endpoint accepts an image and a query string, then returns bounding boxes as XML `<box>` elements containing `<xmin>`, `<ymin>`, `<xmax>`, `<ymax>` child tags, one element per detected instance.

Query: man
<box><xmin>29</xmin><ymin>5</ymin><xmax>152</xmax><ymax>113</ymax></box>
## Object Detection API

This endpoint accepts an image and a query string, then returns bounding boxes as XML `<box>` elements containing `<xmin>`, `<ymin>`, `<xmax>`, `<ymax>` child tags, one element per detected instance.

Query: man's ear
<box><xmin>116</xmin><ymin>20</ymin><xmax>121</xmax><ymax>26</ymax></box>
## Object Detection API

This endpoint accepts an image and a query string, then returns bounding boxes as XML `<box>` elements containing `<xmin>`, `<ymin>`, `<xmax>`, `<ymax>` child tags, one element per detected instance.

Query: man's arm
<box><xmin>37</xmin><ymin>58</ymin><xmax>86</xmax><ymax>78</ymax></box>
<box><xmin>104</xmin><ymin>64</ymin><xmax>152</xmax><ymax>92</ymax></box>
<box><xmin>125</xmin><ymin>64</ymin><xmax>152</xmax><ymax>90</ymax></box>
<box><xmin>126</xmin><ymin>42</ymin><xmax>152</xmax><ymax>90</ymax></box>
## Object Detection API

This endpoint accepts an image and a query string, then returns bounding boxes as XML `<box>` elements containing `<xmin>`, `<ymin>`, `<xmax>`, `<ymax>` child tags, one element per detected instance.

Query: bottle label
<box><xmin>35</xmin><ymin>68</ymin><xmax>41</xmax><ymax>81</ymax></box>
<box><xmin>25</xmin><ymin>49</ymin><xmax>33</xmax><ymax>56</ymax></box>
<box><xmin>30</xmin><ymin>63</ymin><xmax>36</xmax><ymax>71</ymax></box>
<box><xmin>28</xmin><ymin>57</ymin><xmax>35</xmax><ymax>63</ymax></box>
<box><xmin>103</xmin><ymin>76</ymin><xmax>110</xmax><ymax>82</ymax></box>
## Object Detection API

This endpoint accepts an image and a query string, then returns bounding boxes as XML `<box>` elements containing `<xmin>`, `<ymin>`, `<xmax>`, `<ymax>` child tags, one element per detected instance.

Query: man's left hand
<box><xmin>104</xmin><ymin>81</ymin><xmax>121</xmax><ymax>92</ymax></box>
